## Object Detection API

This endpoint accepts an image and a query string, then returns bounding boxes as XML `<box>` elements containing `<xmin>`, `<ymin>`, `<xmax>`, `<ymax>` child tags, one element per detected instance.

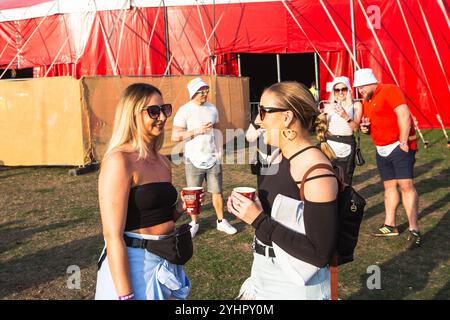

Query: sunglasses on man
<box><xmin>145</xmin><ymin>104</ymin><xmax>172</xmax><ymax>119</ymax></box>
<box><xmin>197</xmin><ymin>89</ymin><xmax>209</xmax><ymax>95</ymax></box>
<box><xmin>258</xmin><ymin>105</ymin><xmax>288</xmax><ymax>121</ymax></box>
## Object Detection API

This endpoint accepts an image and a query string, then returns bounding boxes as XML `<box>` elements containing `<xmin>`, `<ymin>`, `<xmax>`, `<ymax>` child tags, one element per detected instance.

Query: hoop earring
<box><xmin>282</xmin><ymin>128</ymin><xmax>297</xmax><ymax>141</ymax></box>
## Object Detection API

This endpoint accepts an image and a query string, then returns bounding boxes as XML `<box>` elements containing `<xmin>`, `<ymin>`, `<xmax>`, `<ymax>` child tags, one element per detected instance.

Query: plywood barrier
<box><xmin>82</xmin><ymin>75</ymin><xmax>250</xmax><ymax>161</ymax></box>
<box><xmin>0</xmin><ymin>75</ymin><xmax>249</xmax><ymax>166</ymax></box>
<box><xmin>0</xmin><ymin>77</ymin><xmax>89</xmax><ymax>166</ymax></box>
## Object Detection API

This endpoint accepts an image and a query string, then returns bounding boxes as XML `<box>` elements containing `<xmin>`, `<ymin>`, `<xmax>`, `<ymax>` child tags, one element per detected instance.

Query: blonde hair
<box><xmin>263</xmin><ymin>81</ymin><xmax>336</xmax><ymax>160</ymax></box>
<box><xmin>330</xmin><ymin>82</ymin><xmax>353</xmax><ymax>108</ymax></box>
<box><xmin>315</xmin><ymin>113</ymin><xmax>336</xmax><ymax>160</ymax></box>
<box><xmin>104</xmin><ymin>83</ymin><xmax>164</xmax><ymax>160</ymax></box>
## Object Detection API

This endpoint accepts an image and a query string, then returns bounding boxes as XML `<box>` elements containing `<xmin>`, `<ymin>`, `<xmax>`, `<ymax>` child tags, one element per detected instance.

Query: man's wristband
<box><xmin>399</xmin><ymin>142</ymin><xmax>408</xmax><ymax>147</ymax></box>
<box><xmin>346</xmin><ymin>118</ymin><xmax>352</xmax><ymax>123</ymax></box>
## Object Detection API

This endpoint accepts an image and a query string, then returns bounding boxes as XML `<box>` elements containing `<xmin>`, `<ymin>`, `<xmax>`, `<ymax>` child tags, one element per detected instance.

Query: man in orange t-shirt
<box><xmin>353</xmin><ymin>68</ymin><xmax>421</xmax><ymax>249</ymax></box>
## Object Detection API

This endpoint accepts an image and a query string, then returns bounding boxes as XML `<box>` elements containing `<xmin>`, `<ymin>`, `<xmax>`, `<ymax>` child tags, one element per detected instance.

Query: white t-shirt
<box><xmin>173</xmin><ymin>101</ymin><xmax>220</xmax><ymax>169</ymax></box>
<box><xmin>376</xmin><ymin>141</ymin><xmax>400</xmax><ymax>157</ymax></box>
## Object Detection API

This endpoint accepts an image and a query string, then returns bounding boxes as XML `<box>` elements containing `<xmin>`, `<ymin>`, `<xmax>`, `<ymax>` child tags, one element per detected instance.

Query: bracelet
<box><xmin>118</xmin><ymin>292</ymin><xmax>135</xmax><ymax>300</ymax></box>
<box><xmin>399</xmin><ymin>142</ymin><xmax>408</xmax><ymax>147</ymax></box>
<box><xmin>346</xmin><ymin>118</ymin><xmax>352</xmax><ymax>123</ymax></box>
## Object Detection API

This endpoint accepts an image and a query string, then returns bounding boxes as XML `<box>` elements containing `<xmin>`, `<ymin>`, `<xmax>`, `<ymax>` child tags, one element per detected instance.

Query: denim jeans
<box><xmin>95</xmin><ymin>232</ymin><xmax>190</xmax><ymax>300</ymax></box>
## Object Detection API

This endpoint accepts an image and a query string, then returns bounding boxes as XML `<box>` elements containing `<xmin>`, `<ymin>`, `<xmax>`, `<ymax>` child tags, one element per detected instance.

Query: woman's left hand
<box><xmin>227</xmin><ymin>191</ymin><xmax>263</xmax><ymax>225</ymax></box>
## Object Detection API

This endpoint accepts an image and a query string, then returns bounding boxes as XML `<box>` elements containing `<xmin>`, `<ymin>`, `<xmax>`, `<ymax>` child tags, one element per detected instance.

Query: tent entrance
<box><xmin>0</xmin><ymin>68</ymin><xmax>33</xmax><ymax>79</ymax></box>
<box><xmin>239</xmin><ymin>52</ymin><xmax>316</xmax><ymax>103</ymax></box>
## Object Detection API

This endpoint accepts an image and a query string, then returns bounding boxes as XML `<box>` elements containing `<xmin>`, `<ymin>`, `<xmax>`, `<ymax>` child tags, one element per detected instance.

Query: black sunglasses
<box><xmin>145</xmin><ymin>104</ymin><xmax>172</xmax><ymax>119</ymax></box>
<box><xmin>258</xmin><ymin>105</ymin><xmax>288</xmax><ymax>121</ymax></box>
<box><xmin>334</xmin><ymin>87</ymin><xmax>348</xmax><ymax>93</ymax></box>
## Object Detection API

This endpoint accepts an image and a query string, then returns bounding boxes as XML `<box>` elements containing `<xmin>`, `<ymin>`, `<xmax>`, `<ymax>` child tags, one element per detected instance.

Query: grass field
<box><xmin>0</xmin><ymin>130</ymin><xmax>448</xmax><ymax>300</ymax></box>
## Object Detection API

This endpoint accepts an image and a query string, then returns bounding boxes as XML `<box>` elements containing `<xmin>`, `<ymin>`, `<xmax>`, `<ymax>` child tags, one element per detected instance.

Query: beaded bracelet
<box><xmin>118</xmin><ymin>292</ymin><xmax>135</xmax><ymax>300</ymax></box>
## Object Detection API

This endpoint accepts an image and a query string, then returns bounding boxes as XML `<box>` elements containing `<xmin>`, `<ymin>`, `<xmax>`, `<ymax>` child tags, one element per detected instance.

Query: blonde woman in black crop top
<box><xmin>95</xmin><ymin>83</ymin><xmax>201</xmax><ymax>300</ymax></box>
<box><xmin>228</xmin><ymin>81</ymin><xmax>339</xmax><ymax>300</ymax></box>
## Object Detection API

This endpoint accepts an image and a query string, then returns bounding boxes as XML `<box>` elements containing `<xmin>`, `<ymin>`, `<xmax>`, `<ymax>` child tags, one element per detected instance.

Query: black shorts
<box><xmin>376</xmin><ymin>146</ymin><xmax>416</xmax><ymax>181</ymax></box>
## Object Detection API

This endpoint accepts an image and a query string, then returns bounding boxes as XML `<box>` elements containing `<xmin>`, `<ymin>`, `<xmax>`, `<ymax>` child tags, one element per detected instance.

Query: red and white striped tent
<box><xmin>0</xmin><ymin>0</ymin><xmax>448</xmax><ymax>129</ymax></box>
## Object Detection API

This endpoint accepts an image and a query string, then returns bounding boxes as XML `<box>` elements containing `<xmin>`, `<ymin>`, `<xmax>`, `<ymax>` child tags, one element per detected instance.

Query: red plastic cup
<box><xmin>182</xmin><ymin>187</ymin><xmax>203</xmax><ymax>215</ymax></box>
<box><xmin>233</xmin><ymin>187</ymin><xmax>256</xmax><ymax>201</ymax></box>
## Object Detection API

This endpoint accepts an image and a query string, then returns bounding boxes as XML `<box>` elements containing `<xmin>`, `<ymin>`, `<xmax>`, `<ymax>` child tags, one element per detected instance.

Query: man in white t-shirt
<box><xmin>172</xmin><ymin>77</ymin><xmax>237</xmax><ymax>238</ymax></box>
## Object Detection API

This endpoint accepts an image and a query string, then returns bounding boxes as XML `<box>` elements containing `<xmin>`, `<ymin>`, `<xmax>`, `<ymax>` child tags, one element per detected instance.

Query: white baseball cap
<box><xmin>331</xmin><ymin>76</ymin><xmax>352</xmax><ymax>92</ymax></box>
<box><xmin>187</xmin><ymin>77</ymin><xmax>209</xmax><ymax>99</ymax></box>
<box><xmin>353</xmin><ymin>68</ymin><xmax>378</xmax><ymax>87</ymax></box>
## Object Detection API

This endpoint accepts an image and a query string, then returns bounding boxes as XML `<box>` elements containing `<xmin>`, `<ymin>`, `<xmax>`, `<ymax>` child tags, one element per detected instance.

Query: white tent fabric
<box><xmin>0</xmin><ymin>0</ymin><xmax>276</xmax><ymax>22</ymax></box>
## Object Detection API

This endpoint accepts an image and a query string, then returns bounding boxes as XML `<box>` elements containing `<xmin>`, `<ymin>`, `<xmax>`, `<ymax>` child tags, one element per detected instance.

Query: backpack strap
<box><xmin>298</xmin><ymin>163</ymin><xmax>336</xmax><ymax>202</ymax></box>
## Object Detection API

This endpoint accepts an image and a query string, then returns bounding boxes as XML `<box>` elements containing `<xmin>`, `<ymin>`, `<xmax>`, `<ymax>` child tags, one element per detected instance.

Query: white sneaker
<box><xmin>217</xmin><ymin>219</ymin><xmax>237</xmax><ymax>235</ymax></box>
<box><xmin>189</xmin><ymin>221</ymin><xmax>199</xmax><ymax>238</ymax></box>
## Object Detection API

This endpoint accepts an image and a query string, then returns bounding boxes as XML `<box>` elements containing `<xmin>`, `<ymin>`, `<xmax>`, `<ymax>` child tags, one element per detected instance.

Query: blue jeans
<box><xmin>95</xmin><ymin>232</ymin><xmax>190</xmax><ymax>300</ymax></box>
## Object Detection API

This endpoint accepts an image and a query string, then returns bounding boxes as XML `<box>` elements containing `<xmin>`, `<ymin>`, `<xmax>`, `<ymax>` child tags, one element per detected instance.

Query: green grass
<box><xmin>0</xmin><ymin>129</ymin><xmax>448</xmax><ymax>300</ymax></box>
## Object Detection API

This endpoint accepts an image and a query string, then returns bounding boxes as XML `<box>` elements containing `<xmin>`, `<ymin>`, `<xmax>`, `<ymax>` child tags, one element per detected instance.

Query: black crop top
<box><xmin>125</xmin><ymin>182</ymin><xmax>178</xmax><ymax>231</ymax></box>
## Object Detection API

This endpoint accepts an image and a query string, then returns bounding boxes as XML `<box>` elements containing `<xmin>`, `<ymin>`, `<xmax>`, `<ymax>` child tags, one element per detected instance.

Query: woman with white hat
<box><xmin>323</xmin><ymin>76</ymin><xmax>362</xmax><ymax>185</ymax></box>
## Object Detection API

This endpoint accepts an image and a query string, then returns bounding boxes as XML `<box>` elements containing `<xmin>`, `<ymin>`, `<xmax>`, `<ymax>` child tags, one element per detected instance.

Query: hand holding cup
<box><xmin>181</xmin><ymin>187</ymin><xmax>204</xmax><ymax>215</ymax></box>
<box><xmin>360</xmin><ymin>116</ymin><xmax>371</xmax><ymax>133</ymax></box>
<box><xmin>227</xmin><ymin>188</ymin><xmax>263</xmax><ymax>225</ymax></box>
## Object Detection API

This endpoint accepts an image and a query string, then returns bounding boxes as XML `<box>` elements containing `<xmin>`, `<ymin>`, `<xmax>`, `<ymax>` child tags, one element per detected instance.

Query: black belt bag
<box><xmin>326</xmin><ymin>134</ymin><xmax>356</xmax><ymax>145</ymax></box>
<box><xmin>124</xmin><ymin>223</ymin><xmax>193</xmax><ymax>265</ymax></box>
<box><xmin>97</xmin><ymin>224</ymin><xmax>194</xmax><ymax>270</ymax></box>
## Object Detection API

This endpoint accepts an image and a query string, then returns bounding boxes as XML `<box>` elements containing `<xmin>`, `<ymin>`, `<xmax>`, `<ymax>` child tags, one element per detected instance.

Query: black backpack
<box><xmin>299</xmin><ymin>163</ymin><xmax>366</xmax><ymax>266</ymax></box>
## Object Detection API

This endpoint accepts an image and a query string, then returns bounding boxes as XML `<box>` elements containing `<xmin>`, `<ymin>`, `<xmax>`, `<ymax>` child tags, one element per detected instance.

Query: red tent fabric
<box><xmin>0</xmin><ymin>0</ymin><xmax>448</xmax><ymax>128</ymax></box>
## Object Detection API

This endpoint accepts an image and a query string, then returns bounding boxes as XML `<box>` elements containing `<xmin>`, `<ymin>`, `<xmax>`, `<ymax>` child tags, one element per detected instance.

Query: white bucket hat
<box><xmin>353</xmin><ymin>68</ymin><xmax>378</xmax><ymax>87</ymax></box>
<box><xmin>331</xmin><ymin>76</ymin><xmax>352</xmax><ymax>92</ymax></box>
<box><xmin>270</xmin><ymin>194</ymin><xmax>320</xmax><ymax>286</ymax></box>
<box><xmin>187</xmin><ymin>77</ymin><xmax>209</xmax><ymax>99</ymax></box>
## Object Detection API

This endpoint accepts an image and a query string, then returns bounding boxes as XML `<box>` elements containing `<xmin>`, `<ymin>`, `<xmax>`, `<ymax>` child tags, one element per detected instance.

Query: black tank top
<box><xmin>125</xmin><ymin>182</ymin><xmax>178</xmax><ymax>231</ymax></box>
<box><xmin>257</xmin><ymin>156</ymin><xmax>301</xmax><ymax>215</ymax></box>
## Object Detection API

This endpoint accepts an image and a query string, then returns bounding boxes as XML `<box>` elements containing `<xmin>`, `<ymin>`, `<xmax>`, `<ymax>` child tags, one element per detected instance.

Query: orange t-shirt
<box><xmin>362</xmin><ymin>84</ymin><xmax>417</xmax><ymax>150</ymax></box>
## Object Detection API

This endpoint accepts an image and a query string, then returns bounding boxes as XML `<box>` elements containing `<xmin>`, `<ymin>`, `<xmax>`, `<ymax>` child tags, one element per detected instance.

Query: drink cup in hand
<box><xmin>182</xmin><ymin>187</ymin><xmax>203</xmax><ymax>215</ymax></box>
<box><xmin>233</xmin><ymin>187</ymin><xmax>256</xmax><ymax>201</ymax></box>
<box><xmin>361</xmin><ymin>116</ymin><xmax>371</xmax><ymax>133</ymax></box>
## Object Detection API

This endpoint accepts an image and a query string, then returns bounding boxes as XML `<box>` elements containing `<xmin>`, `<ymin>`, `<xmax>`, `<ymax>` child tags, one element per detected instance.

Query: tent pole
<box><xmin>237</xmin><ymin>54</ymin><xmax>241</xmax><ymax>77</ymax></box>
<box><xmin>357</xmin><ymin>0</ymin><xmax>398</xmax><ymax>85</ymax></box>
<box><xmin>319</xmin><ymin>0</ymin><xmax>359</xmax><ymax>70</ymax></box>
<box><xmin>276</xmin><ymin>54</ymin><xmax>281</xmax><ymax>83</ymax></box>
<box><xmin>0</xmin><ymin>1</ymin><xmax>57</xmax><ymax>79</ymax></box>
<box><xmin>213</xmin><ymin>0</ymin><xmax>216</xmax><ymax>75</ymax></box>
<box><xmin>281</xmin><ymin>0</ymin><xmax>335</xmax><ymax>77</ymax></box>
<box><xmin>350</xmin><ymin>0</ymin><xmax>359</xmax><ymax>99</ymax></box>
<box><xmin>163</xmin><ymin>0</ymin><xmax>170</xmax><ymax>75</ymax></box>
<box><xmin>314</xmin><ymin>53</ymin><xmax>320</xmax><ymax>97</ymax></box>
<box><xmin>417</xmin><ymin>0</ymin><xmax>449</xmax><ymax>91</ymax></box>
<box><xmin>396</xmin><ymin>0</ymin><xmax>444</xmax><ymax>147</ymax></box>
<box><xmin>195</xmin><ymin>2</ymin><xmax>214</xmax><ymax>75</ymax></box>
